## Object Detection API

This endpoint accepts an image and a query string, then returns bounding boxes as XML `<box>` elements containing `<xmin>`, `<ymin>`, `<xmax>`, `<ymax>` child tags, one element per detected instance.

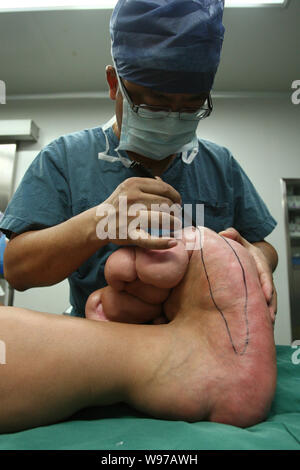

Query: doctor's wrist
<box><xmin>83</xmin><ymin>206</ymin><xmax>110</xmax><ymax>248</ymax></box>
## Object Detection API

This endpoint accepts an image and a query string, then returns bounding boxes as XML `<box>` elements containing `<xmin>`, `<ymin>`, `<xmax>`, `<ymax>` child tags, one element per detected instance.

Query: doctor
<box><xmin>0</xmin><ymin>0</ymin><xmax>278</xmax><ymax>321</ymax></box>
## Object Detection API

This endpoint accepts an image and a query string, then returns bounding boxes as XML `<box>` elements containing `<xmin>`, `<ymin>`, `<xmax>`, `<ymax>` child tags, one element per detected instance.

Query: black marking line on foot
<box><xmin>197</xmin><ymin>228</ymin><xmax>249</xmax><ymax>356</ymax></box>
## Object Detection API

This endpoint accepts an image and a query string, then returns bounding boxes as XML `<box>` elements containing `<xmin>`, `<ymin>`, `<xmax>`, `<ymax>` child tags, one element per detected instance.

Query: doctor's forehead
<box><xmin>123</xmin><ymin>78</ymin><xmax>208</xmax><ymax>101</ymax></box>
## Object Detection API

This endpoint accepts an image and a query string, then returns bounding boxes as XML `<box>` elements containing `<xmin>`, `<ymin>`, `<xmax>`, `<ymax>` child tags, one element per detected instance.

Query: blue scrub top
<box><xmin>0</xmin><ymin>118</ymin><xmax>277</xmax><ymax>317</ymax></box>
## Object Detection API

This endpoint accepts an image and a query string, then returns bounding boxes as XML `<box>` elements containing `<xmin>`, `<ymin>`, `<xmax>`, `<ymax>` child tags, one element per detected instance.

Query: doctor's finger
<box><xmin>123</xmin><ymin>177</ymin><xmax>182</xmax><ymax>205</ymax></box>
<box><xmin>219</xmin><ymin>227</ymin><xmax>251</xmax><ymax>248</ymax></box>
<box><xmin>127</xmin><ymin>210</ymin><xmax>183</xmax><ymax>233</ymax></box>
<box><xmin>268</xmin><ymin>287</ymin><xmax>277</xmax><ymax>324</ymax></box>
<box><xmin>132</xmin><ymin>197</ymin><xmax>182</xmax><ymax>214</ymax></box>
<box><xmin>259</xmin><ymin>270</ymin><xmax>274</xmax><ymax>304</ymax></box>
<box><xmin>127</xmin><ymin>228</ymin><xmax>178</xmax><ymax>250</ymax></box>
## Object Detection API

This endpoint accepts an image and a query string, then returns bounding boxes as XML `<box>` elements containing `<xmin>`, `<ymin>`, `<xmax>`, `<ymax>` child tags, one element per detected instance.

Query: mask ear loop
<box><xmin>97</xmin><ymin>57</ymin><xmax>133</xmax><ymax>169</ymax></box>
<box><xmin>97</xmin><ymin>115</ymin><xmax>132</xmax><ymax>168</ymax></box>
<box><xmin>110</xmin><ymin>57</ymin><xmax>134</xmax><ymax>169</ymax></box>
<box><xmin>98</xmin><ymin>115</ymin><xmax>121</xmax><ymax>163</ymax></box>
<box><xmin>181</xmin><ymin>138</ymin><xmax>199</xmax><ymax>164</ymax></box>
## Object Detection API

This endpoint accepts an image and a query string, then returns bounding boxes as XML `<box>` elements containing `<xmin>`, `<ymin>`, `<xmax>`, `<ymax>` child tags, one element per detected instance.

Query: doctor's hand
<box><xmin>218</xmin><ymin>227</ymin><xmax>277</xmax><ymax>325</ymax></box>
<box><xmin>96</xmin><ymin>177</ymin><xmax>182</xmax><ymax>250</ymax></box>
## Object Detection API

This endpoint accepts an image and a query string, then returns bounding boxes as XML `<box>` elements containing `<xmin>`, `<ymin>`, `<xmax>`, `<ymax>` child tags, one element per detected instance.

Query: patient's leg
<box><xmin>0</xmin><ymin>306</ymin><xmax>172</xmax><ymax>433</ymax></box>
<box><xmin>0</xmin><ymin>227</ymin><xmax>276</xmax><ymax>432</ymax></box>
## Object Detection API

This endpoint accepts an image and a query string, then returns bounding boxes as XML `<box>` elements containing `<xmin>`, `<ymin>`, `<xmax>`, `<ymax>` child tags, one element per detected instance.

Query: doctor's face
<box><xmin>105</xmin><ymin>65</ymin><xmax>207</xmax><ymax>140</ymax></box>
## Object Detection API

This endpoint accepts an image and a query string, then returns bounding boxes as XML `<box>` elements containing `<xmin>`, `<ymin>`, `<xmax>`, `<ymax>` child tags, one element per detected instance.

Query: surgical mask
<box><xmin>116</xmin><ymin>98</ymin><xmax>200</xmax><ymax>162</ymax></box>
<box><xmin>113</xmin><ymin>69</ymin><xmax>200</xmax><ymax>163</ymax></box>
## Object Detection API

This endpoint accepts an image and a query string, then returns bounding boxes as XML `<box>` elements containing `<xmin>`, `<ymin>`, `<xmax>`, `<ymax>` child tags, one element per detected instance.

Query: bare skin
<box><xmin>86</xmin><ymin>227</ymin><xmax>276</xmax><ymax>426</ymax></box>
<box><xmin>0</xmin><ymin>306</ymin><xmax>170</xmax><ymax>433</ymax></box>
<box><xmin>161</xmin><ymin>227</ymin><xmax>277</xmax><ymax>426</ymax></box>
<box><xmin>0</xmin><ymin>227</ymin><xmax>276</xmax><ymax>433</ymax></box>
<box><xmin>85</xmin><ymin>227</ymin><xmax>196</xmax><ymax>324</ymax></box>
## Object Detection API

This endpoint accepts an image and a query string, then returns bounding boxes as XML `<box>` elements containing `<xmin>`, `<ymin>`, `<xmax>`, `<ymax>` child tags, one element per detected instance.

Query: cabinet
<box><xmin>281</xmin><ymin>178</ymin><xmax>300</xmax><ymax>341</ymax></box>
<box><xmin>0</xmin><ymin>122</ymin><xmax>39</xmax><ymax>307</ymax></box>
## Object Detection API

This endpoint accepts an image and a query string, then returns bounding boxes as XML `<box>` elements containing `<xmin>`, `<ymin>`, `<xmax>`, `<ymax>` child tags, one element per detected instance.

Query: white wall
<box><xmin>1</xmin><ymin>94</ymin><xmax>299</xmax><ymax>343</ymax></box>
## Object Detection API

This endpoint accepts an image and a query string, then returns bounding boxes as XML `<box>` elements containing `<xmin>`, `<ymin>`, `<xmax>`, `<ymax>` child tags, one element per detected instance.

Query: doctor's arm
<box><xmin>251</xmin><ymin>239</ymin><xmax>278</xmax><ymax>273</ymax></box>
<box><xmin>3</xmin><ymin>177</ymin><xmax>180</xmax><ymax>291</ymax></box>
<box><xmin>3</xmin><ymin>207</ymin><xmax>107</xmax><ymax>291</ymax></box>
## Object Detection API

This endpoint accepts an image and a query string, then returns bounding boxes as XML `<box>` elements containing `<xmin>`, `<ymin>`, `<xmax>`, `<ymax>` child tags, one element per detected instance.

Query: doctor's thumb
<box><xmin>219</xmin><ymin>227</ymin><xmax>239</xmax><ymax>240</ymax></box>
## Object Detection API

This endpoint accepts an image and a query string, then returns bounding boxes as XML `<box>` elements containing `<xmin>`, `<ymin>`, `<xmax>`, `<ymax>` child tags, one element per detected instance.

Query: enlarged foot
<box><xmin>128</xmin><ymin>314</ymin><xmax>276</xmax><ymax>428</ymax></box>
<box><xmin>127</xmin><ymin>227</ymin><xmax>277</xmax><ymax>427</ymax></box>
<box><xmin>85</xmin><ymin>285</ymin><xmax>163</xmax><ymax>324</ymax></box>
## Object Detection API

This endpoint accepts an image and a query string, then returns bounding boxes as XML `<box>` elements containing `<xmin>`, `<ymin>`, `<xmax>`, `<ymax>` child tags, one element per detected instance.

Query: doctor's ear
<box><xmin>105</xmin><ymin>65</ymin><xmax>119</xmax><ymax>100</ymax></box>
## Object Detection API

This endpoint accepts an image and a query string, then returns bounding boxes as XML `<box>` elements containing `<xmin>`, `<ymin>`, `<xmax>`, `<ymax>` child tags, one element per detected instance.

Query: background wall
<box><xmin>1</xmin><ymin>93</ymin><xmax>298</xmax><ymax>344</ymax></box>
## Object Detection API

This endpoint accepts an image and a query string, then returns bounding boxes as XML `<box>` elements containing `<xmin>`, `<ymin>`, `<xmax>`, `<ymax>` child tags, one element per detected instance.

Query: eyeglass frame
<box><xmin>118</xmin><ymin>75</ymin><xmax>213</xmax><ymax>121</ymax></box>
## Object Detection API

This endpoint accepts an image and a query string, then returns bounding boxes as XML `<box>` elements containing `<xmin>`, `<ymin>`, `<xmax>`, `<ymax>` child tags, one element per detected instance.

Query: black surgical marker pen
<box><xmin>130</xmin><ymin>160</ymin><xmax>197</xmax><ymax>228</ymax></box>
<box><xmin>130</xmin><ymin>160</ymin><xmax>156</xmax><ymax>179</ymax></box>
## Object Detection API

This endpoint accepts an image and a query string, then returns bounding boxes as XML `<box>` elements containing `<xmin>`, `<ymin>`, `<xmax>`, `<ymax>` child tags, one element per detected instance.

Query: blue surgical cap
<box><xmin>110</xmin><ymin>0</ymin><xmax>225</xmax><ymax>94</ymax></box>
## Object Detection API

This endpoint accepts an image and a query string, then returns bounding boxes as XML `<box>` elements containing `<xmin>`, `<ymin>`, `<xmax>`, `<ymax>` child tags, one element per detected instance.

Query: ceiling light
<box><xmin>226</xmin><ymin>0</ymin><xmax>288</xmax><ymax>6</ymax></box>
<box><xmin>0</xmin><ymin>0</ymin><xmax>118</xmax><ymax>12</ymax></box>
<box><xmin>0</xmin><ymin>0</ymin><xmax>289</xmax><ymax>14</ymax></box>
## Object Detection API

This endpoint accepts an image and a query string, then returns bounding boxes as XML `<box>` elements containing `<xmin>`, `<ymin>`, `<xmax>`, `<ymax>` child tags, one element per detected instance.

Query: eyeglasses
<box><xmin>119</xmin><ymin>77</ymin><xmax>213</xmax><ymax>122</ymax></box>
